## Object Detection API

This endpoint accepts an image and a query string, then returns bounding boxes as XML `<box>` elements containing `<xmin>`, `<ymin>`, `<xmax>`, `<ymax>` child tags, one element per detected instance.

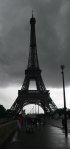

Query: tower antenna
<box><xmin>32</xmin><ymin>10</ymin><xmax>34</xmax><ymax>18</ymax></box>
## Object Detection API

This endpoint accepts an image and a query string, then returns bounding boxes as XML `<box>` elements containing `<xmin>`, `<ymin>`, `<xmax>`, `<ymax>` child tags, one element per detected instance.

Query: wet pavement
<box><xmin>2</xmin><ymin>123</ymin><xmax>70</xmax><ymax>149</ymax></box>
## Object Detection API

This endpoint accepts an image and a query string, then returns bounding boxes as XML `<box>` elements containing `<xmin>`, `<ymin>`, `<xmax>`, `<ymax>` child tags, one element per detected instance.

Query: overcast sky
<box><xmin>0</xmin><ymin>0</ymin><xmax>70</xmax><ymax>109</ymax></box>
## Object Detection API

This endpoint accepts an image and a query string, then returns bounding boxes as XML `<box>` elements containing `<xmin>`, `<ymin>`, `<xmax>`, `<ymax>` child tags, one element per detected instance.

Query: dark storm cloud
<box><xmin>0</xmin><ymin>0</ymin><xmax>70</xmax><ymax>87</ymax></box>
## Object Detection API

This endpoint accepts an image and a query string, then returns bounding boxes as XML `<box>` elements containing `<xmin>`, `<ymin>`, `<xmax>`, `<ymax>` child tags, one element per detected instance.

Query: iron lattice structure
<box><xmin>11</xmin><ymin>14</ymin><xmax>57</xmax><ymax>114</ymax></box>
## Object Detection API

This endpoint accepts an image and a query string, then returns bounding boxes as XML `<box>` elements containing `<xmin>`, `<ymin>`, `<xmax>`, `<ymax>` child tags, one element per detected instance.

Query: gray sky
<box><xmin>0</xmin><ymin>0</ymin><xmax>70</xmax><ymax>89</ymax></box>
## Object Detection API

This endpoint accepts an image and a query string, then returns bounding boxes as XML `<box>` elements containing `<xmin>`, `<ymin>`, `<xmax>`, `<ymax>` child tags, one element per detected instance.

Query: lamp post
<box><xmin>61</xmin><ymin>65</ymin><xmax>68</xmax><ymax>138</ymax></box>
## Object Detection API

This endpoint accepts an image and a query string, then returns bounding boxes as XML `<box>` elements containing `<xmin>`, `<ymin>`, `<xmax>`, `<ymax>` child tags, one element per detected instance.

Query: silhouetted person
<box><xmin>25</xmin><ymin>117</ymin><xmax>33</xmax><ymax>132</ymax></box>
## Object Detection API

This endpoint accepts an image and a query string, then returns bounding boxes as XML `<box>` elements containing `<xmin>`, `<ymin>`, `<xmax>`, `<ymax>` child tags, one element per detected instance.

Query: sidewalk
<box><xmin>46</xmin><ymin>118</ymin><xmax>70</xmax><ymax>132</ymax></box>
<box><xmin>2</xmin><ymin>122</ymin><xmax>70</xmax><ymax>149</ymax></box>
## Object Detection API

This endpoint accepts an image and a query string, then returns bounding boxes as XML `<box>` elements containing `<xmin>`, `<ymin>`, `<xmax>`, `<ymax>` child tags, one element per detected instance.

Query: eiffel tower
<box><xmin>11</xmin><ymin>13</ymin><xmax>57</xmax><ymax>114</ymax></box>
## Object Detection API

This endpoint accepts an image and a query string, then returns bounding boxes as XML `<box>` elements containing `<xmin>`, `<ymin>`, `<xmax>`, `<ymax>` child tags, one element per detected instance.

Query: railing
<box><xmin>18</xmin><ymin>90</ymin><xmax>49</xmax><ymax>94</ymax></box>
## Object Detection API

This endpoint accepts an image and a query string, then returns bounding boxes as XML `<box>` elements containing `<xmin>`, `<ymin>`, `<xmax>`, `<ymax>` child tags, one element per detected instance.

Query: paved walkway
<box><xmin>2</xmin><ymin>123</ymin><xmax>70</xmax><ymax>149</ymax></box>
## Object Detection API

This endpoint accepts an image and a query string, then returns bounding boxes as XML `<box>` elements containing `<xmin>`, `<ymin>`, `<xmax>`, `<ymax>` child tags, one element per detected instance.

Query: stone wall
<box><xmin>0</xmin><ymin>120</ymin><xmax>17</xmax><ymax>146</ymax></box>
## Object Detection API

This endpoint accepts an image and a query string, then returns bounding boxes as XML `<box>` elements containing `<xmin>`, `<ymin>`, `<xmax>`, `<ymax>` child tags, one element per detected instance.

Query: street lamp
<box><xmin>61</xmin><ymin>65</ymin><xmax>68</xmax><ymax>138</ymax></box>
